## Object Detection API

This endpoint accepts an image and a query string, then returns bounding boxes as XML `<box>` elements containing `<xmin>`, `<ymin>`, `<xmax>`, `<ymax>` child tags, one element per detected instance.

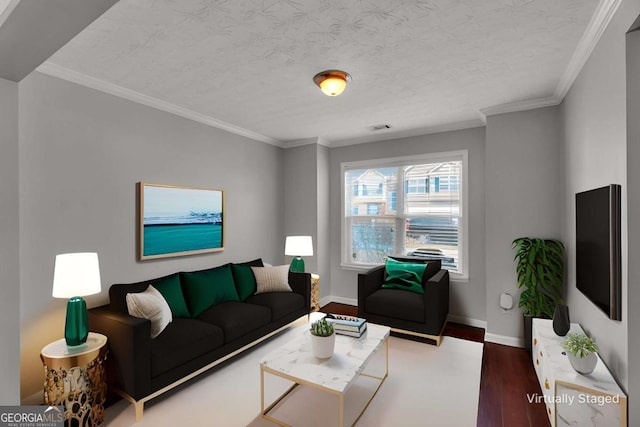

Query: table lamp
<box><xmin>285</xmin><ymin>236</ymin><xmax>313</xmax><ymax>273</ymax></box>
<box><xmin>52</xmin><ymin>253</ymin><xmax>102</xmax><ymax>347</ymax></box>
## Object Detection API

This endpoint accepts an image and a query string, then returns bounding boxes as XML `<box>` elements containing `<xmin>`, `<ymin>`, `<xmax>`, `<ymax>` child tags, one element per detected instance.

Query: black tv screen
<box><xmin>575</xmin><ymin>184</ymin><xmax>621</xmax><ymax>320</ymax></box>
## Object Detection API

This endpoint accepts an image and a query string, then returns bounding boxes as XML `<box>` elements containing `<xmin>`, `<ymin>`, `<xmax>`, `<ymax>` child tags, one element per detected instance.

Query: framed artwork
<box><xmin>138</xmin><ymin>182</ymin><xmax>224</xmax><ymax>260</ymax></box>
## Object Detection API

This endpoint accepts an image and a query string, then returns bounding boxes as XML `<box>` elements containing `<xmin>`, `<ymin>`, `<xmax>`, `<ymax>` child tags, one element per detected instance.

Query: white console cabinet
<box><xmin>531</xmin><ymin>318</ymin><xmax>627</xmax><ymax>427</ymax></box>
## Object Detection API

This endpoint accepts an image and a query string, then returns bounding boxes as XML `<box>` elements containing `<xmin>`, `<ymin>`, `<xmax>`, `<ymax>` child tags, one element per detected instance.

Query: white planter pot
<box><xmin>567</xmin><ymin>352</ymin><xmax>597</xmax><ymax>375</ymax></box>
<box><xmin>311</xmin><ymin>333</ymin><xmax>335</xmax><ymax>359</ymax></box>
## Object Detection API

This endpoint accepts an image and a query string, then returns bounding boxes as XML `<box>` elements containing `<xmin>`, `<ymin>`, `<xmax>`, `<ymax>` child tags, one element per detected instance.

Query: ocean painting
<box><xmin>139</xmin><ymin>183</ymin><xmax>224</xmax><ymax>259</ymax></box>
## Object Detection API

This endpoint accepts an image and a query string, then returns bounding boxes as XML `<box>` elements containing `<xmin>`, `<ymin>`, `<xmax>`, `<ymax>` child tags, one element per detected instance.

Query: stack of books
<box><xmin>325</xmin><ymin>314</ymin><xmax>367</xmax><ymax>338</ymax></box>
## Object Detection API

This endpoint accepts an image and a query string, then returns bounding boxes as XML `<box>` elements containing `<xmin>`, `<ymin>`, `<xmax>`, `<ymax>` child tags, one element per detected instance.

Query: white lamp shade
<box><xmin>284</xmin><ymin>236</ymin><xmax>313</xmax><ymax>257</ymax></box>
<box><xmin>52</xmin><ymin>252</ymin><xmax>102</xmax><ymax>298</ymax></box>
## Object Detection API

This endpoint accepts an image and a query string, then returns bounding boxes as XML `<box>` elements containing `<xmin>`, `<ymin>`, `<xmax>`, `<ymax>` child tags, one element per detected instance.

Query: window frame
<box><xmin>340</xmin><ymin>150</ymin><xmax>469</xmax><ymax>281</ymax></box>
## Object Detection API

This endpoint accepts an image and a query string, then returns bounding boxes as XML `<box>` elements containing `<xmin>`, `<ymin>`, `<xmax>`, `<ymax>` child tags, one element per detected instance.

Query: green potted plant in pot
<box><xmin>562</xmin><ymin>333</ymin><xmax>598</xmax><ymax>374</ymax></box>
<box><xmin>310</xmin><ymin>317</ymin><xmax>335</xmax><ymax>359</ymax></box>
<box><xmin>512</xmin><ymin>237</ymin><xmax>565</xmax><ymax>351</ymax></box>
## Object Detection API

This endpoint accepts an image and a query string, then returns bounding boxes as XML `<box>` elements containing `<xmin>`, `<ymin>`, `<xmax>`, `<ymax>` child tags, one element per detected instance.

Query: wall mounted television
<box><xmin>575</xmin><ymin>184</ymin><xmax>622</xmax><ymax>321</ymax></box>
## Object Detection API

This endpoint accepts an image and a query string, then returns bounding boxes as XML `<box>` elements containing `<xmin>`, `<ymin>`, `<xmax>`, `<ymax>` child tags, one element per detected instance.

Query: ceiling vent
<box><xmin>368</xmin><ymin>124</ymin><xmax>391</xmax><ymax>131</ymax></box>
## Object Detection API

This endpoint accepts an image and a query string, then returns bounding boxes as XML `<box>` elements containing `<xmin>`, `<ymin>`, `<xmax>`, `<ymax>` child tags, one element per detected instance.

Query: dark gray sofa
<box><xmin>357</xmin><ymin>257</ymin><xmax>449</xmax><ymax>345</ymax></box>
<box><xmin>88</xmin><ymin>259</ymin><xmax>310</xmax><ymax>420</ymax></box>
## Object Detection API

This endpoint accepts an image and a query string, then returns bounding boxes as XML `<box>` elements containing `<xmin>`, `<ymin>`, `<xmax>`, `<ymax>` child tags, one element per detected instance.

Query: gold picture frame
<box><xmin>138</xmin><ymin>182</ymin><xmax>224</xmax><ymax>260</ymax></box>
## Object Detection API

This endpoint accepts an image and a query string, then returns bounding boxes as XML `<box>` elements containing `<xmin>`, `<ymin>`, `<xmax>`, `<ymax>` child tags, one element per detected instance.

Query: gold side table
<box><xmin>41</xmin><ymin>332</ymin><xmax>108</xmax><ymax>426</ymax></box>
<box><xmin>310</xmin><ymin>273</ymin><xmax>320</xmax><ymax>312</ymax></box>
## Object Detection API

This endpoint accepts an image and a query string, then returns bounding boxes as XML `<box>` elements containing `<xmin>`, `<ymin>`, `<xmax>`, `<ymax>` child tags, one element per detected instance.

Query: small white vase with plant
<box><xmin>310</xmin><ymin>317</ymin><xmax>335</xmax><ymax>359</ymax></box>
<box><xmin>562</xmin><ymin>333</ymin><xmax>598</xmax><ymax>375</ymax></box>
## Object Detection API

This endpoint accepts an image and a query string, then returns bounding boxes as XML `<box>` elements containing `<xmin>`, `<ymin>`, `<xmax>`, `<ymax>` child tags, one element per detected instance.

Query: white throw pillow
<box><xmin>126</xmin><ymin>285</ymin><xmax>172</xmax><ymax>338</ymax></box>
<box><xmin>251</xmin><ymin>265</ymin><xmax>292</xmax><ymax>294</ymax></box>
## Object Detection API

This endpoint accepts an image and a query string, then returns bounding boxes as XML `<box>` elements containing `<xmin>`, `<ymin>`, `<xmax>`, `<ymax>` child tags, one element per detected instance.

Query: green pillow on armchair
<box><xmin>382</xmin><ymin>258</ymin><xmax>427</xmax><ymax>294</ymax></box>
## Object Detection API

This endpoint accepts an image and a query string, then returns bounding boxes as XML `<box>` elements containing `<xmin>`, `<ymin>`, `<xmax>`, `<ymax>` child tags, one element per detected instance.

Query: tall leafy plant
<box><xmin>512</xmin><ymin>237</ymin><xmax>565</xmax><ymax>318</ymax></box>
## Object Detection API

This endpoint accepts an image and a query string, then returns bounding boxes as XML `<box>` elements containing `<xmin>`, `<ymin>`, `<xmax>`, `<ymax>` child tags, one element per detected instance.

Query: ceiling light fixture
<box><xmin>313</xmin><ymin>70</ymin><xmax>351</xmax><ymax>96</ymax></box>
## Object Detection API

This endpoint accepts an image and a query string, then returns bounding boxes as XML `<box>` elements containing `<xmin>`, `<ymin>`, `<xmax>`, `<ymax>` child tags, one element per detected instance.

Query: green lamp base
<box><xmin>289</xmin><ymin>257</ymin><xmax>305</xmax><ymax>273</ymax></box>
<box><xmin>65</xmin><ymin>296</ymin><xmax>89</xmax><ymax>347</ymax></box>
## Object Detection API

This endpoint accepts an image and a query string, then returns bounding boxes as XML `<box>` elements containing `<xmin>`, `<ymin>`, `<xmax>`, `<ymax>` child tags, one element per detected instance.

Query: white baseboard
<box><xmin>318</xmin><ymin>296</ymin><xmax>334</xmax><ymax>308</ymax></box>
<box><xmin>323</xmin><ymin>296</ymin><xmax>357</xmax><ymax>307</ymax></box>
<box><xmin>485</xmin><ymin>333</ymin><xmax>525</xmax><ymax>348</ymax></box>
<box><xmin>446</xmin><ymin>314</ymin><xmax>487</xmax><ymax>330</ymax></box>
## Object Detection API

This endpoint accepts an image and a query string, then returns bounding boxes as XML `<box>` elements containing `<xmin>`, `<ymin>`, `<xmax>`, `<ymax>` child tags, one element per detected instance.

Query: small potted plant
<box><xmin>562</xmin><ymin>333</ymin><xmax>598</xmax><ymax>374</ymax></box>
<box><xmin>310</xmin><ymin>317</ymin><xmax>335</xmax><ymax>359</ymax></box>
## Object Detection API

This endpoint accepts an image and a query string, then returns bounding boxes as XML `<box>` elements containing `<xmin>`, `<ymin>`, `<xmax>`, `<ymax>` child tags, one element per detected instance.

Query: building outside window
<box><xmin>367</xmin><ymin>204</ymin><xmax>381</xmax><ymax>215</ymax></box>
<box><xmin>341</xmin><ymin>151</ymin><xmax>468</xmax><ymax>279</ymax></box>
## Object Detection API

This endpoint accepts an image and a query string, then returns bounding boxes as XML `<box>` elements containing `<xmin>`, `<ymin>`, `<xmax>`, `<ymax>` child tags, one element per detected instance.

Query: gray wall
<box><xmin>283</xmin><ymin>143</ymin><xmax>331</xmax><ymax>301</ymax></box>
<box><xmin>316</xmin><ymin>144</ymin><xmax>331</xmax><ymax>301</ymax></box>
<box><xmin>18</xmin><ymin>72</ymin><xmax>286</xmax><ymax>400</ymax></box>
<box><xmin>0</xmin><ymin>0</ymin><xmax>118</xmax><ymax>81</ymax></box>
<box><xmin>284</xmin><ymin>144</ymin><xmax>319</xmax><ymax>273</ymax></box>
<box><xmin>0</xmin><ymin>77</ymin><xmax>20</xmax><ymax>404</ymax></box>
<box><xmin>627</xmin><ymin>24</ymin><xmax>640</xmax><ymax>424</ymax></box>
<box><xmin>328</xmin><ymin>127</ymin><xmax>487</xmax><ymax>322</ymax></box>
<box><xmin>484</xmin><ymin>106</ymin><xmax>562</xmax><ymax>342</ymax></box>
<box><xmin>560</xmin><ymin>0</ymin><xmax>639</xmax><ymax>393</ymax></box>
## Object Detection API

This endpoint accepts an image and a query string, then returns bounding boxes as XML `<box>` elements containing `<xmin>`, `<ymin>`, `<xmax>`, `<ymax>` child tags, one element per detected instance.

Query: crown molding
<box><xmin>554</xmin><ymin>0</ymin><xmax>621</xmax><ymax>99</ymax></box>
<box><xmin>281</xmin><ymin>137</ymin><xmax>332</xmax><ymax>149</ymax></box>
<box><xmin>480</xmin><ymin>0</ymin><xmax>620</xmax><ymax>119</ymax></box>
<box><xmin>480</xmin><ymin>96</ymin><xmax>561</xmax><ymax>117</ymax></box>
<box><xmin>36</xmin><ymin>61</ymin><xmax>284</xmax><ymax>147</ymax></box>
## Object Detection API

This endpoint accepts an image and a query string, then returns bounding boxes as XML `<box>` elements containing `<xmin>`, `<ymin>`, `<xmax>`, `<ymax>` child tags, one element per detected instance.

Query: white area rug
<box><xmin>104</xmin><ymin>328</ymin><xmax>483</xmax><ymax>426</ymax></box>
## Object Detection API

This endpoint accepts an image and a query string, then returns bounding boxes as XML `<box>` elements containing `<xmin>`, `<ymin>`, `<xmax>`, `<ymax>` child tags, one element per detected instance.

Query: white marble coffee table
<box><xmin>260</xmin><ymin>322</ymin><xmax>390</xmax><ymax>427</ymax></box>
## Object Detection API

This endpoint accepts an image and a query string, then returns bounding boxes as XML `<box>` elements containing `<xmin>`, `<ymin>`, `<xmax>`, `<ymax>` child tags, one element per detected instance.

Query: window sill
<box><xmin>340</xmin><ymin>263</ymin><xmax>374</xmax><ymax>272</ymax></box>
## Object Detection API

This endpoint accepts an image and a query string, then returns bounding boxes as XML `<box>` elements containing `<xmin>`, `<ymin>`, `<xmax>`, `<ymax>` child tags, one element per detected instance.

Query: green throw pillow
<box><xmin>231</xmin><ymin>264</ymin><xmax>257</xmax><ymax>300</ymax></box>
<box><xmin>152</xmin><ymin>273</ymin><xmax>191</xmax><ymax>318</ymax></box>
<box><xmin>180</xmin><ymin>264</ymin><xmax>240</xmax><ymax>317</ymax></box>
<box><xmin>382</xmin><ymin>258</ymin><xmax>427</xmax><ymax>294</ymax></box>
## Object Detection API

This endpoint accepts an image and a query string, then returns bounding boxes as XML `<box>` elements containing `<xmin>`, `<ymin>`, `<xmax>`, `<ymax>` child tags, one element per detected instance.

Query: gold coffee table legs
<box><xmin>261</xmin><ymin>338</ymin><xmax>389</xmax><ymax>427</ymax></box>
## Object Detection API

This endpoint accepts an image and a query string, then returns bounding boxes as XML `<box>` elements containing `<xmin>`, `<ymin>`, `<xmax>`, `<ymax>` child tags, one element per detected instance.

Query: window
<box><xmin>342</xmin><ymin>151</ymin><xmax>468</xmax><ymax>279</ymax></box>
<box><xmin>406</xmin><ymin>179</ymin><xmax>428</xmax><ymax>193</ymax></box>
<box><xmin>367</xmin><ymin>204</ymin><xmax>381</xmax><ymax>215</ymax></box>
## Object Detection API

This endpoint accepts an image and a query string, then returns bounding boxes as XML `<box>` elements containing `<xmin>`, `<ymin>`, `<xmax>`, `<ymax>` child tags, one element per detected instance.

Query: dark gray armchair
<box><xmin>357</xmin><ymin>257</ymin><xmax>449</xmax><ymax>345</ymax></box>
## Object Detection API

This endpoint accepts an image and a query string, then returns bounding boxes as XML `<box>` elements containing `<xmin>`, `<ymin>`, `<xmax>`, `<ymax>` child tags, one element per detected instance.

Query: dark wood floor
<box><xmin>322</xmin><ymin>302</ymin><xmax>550</xmax><ymax>427</ymax></box>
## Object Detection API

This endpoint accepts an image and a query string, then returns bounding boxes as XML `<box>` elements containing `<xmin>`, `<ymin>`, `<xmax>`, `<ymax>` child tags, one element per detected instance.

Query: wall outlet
<box><xmin>500</xmin><ymin>292</ymin><xmax>514</xmax><ymax>310</ymax></box>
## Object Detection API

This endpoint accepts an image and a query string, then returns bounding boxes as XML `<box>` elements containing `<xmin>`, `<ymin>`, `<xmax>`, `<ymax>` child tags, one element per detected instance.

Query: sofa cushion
<box><xmin>245</xmin><ymin>292</ymin><xmax>305</xmax><ymax>321</ymax></box>
<box><xmin>366</xmin><ymin>288</ymin><xmax>425</xmax><ymax>323</ymax></box>
<box><xmin>382</xmin><ymin>258</ymin><xmax>427</xmax><ymax>294</ymax></box>
<box><xmin>231</xmin><ymin>264</ymin><xmax>257</xmax><ymax>301</ymax></box>
<box><xmin>252</xmin><ymin>265</ymin><xmax>292</xmax><ymax>294</ymax></box>
<box><xmin>236</xmin><ymin>258</ymin><xmax>264</xmax><ymax>268</ymax></box>
<box><xmin>152</xmin><ymin>273</ymin><xmax>191</xmax><ymax>318</ymax></box>
<box><xmin>181</xmin><ymin>265</ymin><xmax>240</xmax><ymax>317</ymax></box>
<box><xmin>389</xmin><ymin>257</ymin><xmax>442</xmax><ymax>282</ymax></box>
<box><xmin>110</xmin><ymin>274</ymin><xmax>175</xmax><ymax>314</ymax></box>
<box><xmin>150</xmin><ymin>318</ymin><xmax>224</xmax><ymax>378</ymax></box>
<box><xmin>126</xmin><ymin>285</ymin><xmax>172</xmax><ymax>338</ymax></box>
<box><xmin>197</xmin><ymin>301</ymin><xmax>271</xmax><ymax>343</ymax></box>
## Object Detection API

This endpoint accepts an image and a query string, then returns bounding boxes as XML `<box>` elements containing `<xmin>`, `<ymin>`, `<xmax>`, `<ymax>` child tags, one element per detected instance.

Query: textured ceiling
<box><xmin>44</xmin><ymin>0</ymin><xmax>601</xmax><ymax>146</ymax></box>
